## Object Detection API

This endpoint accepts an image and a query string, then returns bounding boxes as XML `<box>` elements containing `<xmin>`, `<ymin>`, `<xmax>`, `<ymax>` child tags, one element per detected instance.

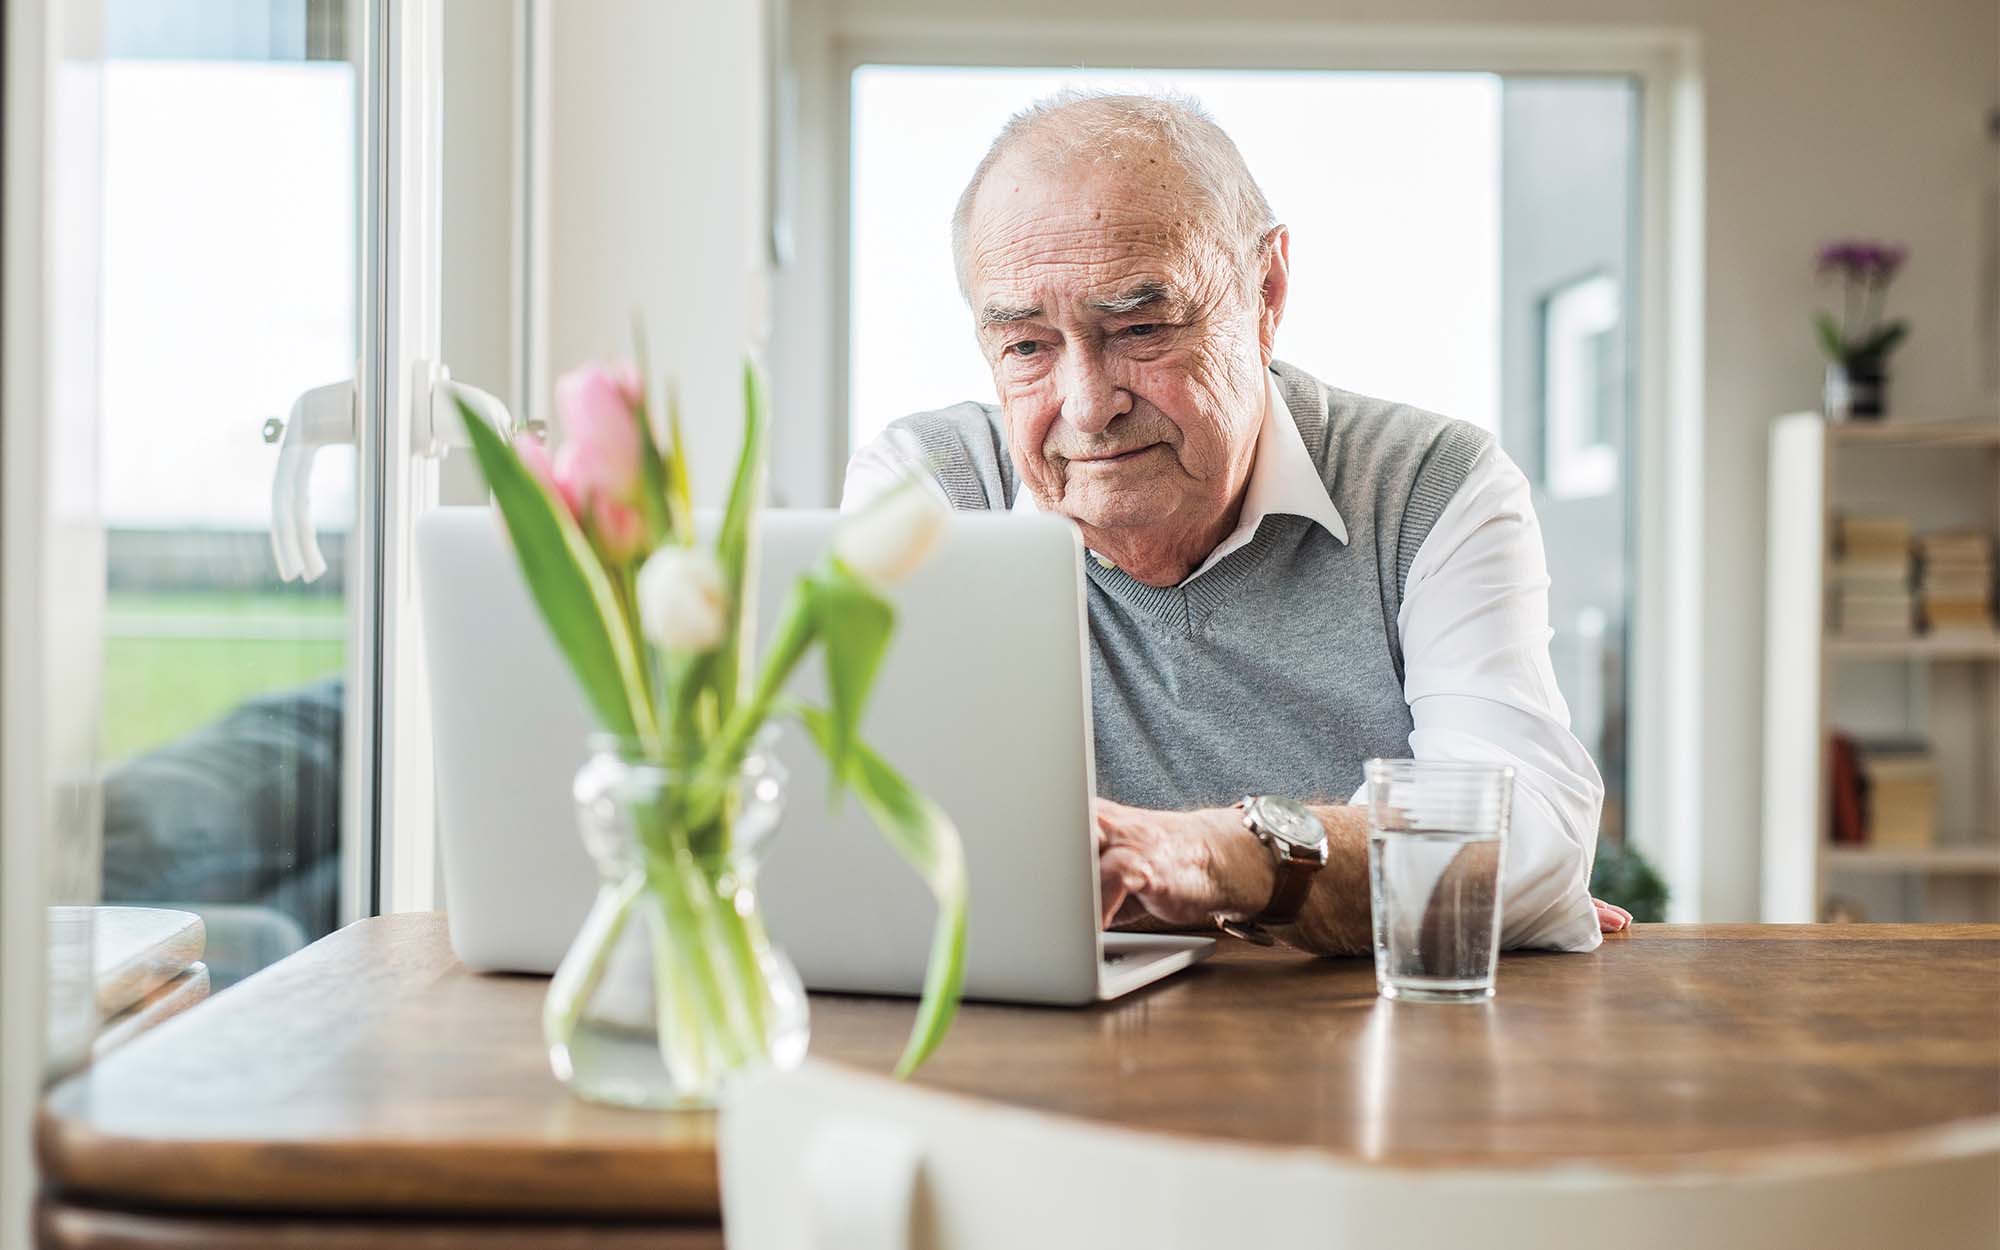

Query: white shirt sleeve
<box><xmin>839</xmin><ymin>425</ymin><xmax>952</xmax><ymax>514</ymax></box>
<box><xmin>1370</xmin><ymin>444</ymin><xmax>1606</xmax><ymax>953</ymax></box>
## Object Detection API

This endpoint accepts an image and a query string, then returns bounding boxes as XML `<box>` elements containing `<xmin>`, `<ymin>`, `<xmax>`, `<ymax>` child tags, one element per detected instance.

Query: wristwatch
<box><xmin>1215</xmin><ymin>795</ymin><xmax>1329</xmax><ymax>946</ymax></box>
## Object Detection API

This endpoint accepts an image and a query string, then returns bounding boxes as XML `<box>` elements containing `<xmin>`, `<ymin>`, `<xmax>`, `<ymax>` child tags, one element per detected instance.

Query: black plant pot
<box><xmin>1824</xmin><ymin>359</ymin><xmax>1889</xmax><ymax>421</ymax></box>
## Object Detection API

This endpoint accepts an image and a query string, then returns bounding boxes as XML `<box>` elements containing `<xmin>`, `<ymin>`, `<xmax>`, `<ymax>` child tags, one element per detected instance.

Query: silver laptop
<box><xmin>417</xmin><ymin>507</ymin><xmax>1212</xmax><ymax>1004</ymax></box>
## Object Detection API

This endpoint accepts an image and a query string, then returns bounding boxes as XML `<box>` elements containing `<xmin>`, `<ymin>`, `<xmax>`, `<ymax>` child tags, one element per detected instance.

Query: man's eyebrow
<box><xmin>979</xmin><ymin>302</ymin><xmax>1044</xmax><ymax>328</ymax></box>
<box><xmin>1087</xmin><ymin>281</ymin><xmax>1175</xmax><ymax>315</ymax></box>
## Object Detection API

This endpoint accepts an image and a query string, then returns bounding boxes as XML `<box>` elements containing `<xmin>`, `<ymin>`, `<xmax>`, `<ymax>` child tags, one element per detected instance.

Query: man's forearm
<box><xmin>1266</xmin><ymin>804</ymin><xmax>1373</xmax><ymax>956</ymax></box>
<box><xmin>1099</xmin><ymin>801</ymin><xmax>1374</xmax><ymax>954</ymax></box>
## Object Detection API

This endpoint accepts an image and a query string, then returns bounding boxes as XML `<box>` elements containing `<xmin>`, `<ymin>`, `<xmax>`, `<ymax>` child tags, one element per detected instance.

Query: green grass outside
<box><xmin>109</xmin><ymin>590</ymin><xmax>345</xmax><ymax>620</ymax></box>
<box><xmin>102</xmin><ymin>591</ymin><xmax>346</xmax><ymax>764</ymax></box>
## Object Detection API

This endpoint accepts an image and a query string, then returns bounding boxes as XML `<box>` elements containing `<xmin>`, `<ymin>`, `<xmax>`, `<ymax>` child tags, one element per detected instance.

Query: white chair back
<box><xmin>720</xmin><ymin>1060</ymin><xmax>2000</xmax><ymax>1250</ymax></box>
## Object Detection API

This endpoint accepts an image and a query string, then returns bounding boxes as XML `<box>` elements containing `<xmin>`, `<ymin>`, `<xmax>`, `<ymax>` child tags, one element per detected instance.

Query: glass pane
<box><xmin>97</xmin><ymin>0</ymin><xmax>358</xmax><ymax>990</ymax></box>
<box><xmin>848</xmin><ymin>65</ymin><xmax>1638</xmax><ymax>845</ymax></box>
<box><xmin>1497</xmin><ymin>78</ymin><xmax>1638</xmax><ymax>845</ymax></box>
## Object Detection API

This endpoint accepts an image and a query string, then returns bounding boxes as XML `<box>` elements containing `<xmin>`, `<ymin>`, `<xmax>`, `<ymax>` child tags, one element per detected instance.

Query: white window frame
<box><xmin>2</xmin><ymin>0</ymin><xmax>105</xmax><ymax>1239</ymax></box>
<box><xmin>361</xmin><ymin>0</ymin><xmax>450</xmax><ymax>918</ymax></box>
<box><xmin>770</xmin><ymin>14</ymin><xmax>1706</xmax><ymax>918</ymax></box>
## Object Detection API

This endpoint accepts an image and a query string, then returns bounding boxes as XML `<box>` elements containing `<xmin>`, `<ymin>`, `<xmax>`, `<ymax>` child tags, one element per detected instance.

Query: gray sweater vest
<box><xmin>892</xmin><ymin>360</ymin><xmax>1491</xmax><ymax>809</ymax></box>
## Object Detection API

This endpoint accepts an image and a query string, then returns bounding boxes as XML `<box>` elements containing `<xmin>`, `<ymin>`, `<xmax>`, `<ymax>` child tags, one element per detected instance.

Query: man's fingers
<box><xmin>1110</xmin><ymin>895</ymin><xmax>1151</xmax><ymax>929</ymax></box>
<box><xmin>1098</xmin><ymin>846</ymin><xmax>1152</xmax><ymax>927</ymax></box>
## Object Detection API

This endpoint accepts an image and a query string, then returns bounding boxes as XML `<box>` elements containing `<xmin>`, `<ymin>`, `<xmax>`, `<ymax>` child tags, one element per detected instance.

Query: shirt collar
<box><xmin>1011</xmin><ymin>370</ymin><xmax>1347</xmax><ymax>584</ymax></box>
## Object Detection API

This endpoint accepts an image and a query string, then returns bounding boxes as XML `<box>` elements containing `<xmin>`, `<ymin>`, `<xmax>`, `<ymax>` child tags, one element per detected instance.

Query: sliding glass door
<box><xmin>87</xmin><ymin>0</ymin><xmax>457</xmax><ymax>989</ymax></box>
<box><xmin>96</xmin><ymin>0</ymin><xmax>363</xmax><ymax>988</ymax></box>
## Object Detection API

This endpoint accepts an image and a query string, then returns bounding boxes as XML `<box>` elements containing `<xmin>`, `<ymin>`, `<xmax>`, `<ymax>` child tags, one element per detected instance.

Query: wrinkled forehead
<box><xmin>963</xmin><ymin>156</ymin><xmax>1231</xmax><ymax>323</ymax></box>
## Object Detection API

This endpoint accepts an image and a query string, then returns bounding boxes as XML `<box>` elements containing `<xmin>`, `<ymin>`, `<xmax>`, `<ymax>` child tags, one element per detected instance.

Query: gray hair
<box><xmin>950</xmin><ymin>90</ymin><xmax>1278</xmax><ymax>300</ymax></box>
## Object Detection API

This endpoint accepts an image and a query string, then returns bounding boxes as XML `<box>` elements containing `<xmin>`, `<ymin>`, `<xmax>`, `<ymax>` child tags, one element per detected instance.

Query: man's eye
<box><xmin>1008</xmin><ymin>341</ymin><xmax>1041</xmax><ymax>357</ymax></box>
<box><xmin>1124</xmin><ymin>324</ymin><xmax>1159</xmax><ymax>338</ymax></box>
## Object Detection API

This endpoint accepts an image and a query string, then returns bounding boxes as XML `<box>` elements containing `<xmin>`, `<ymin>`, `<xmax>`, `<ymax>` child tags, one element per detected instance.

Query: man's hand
<box><xmin>1093</xmin><ymin>798</ymin><xmax>1273</xmax><ymax>929</ymax></box>
<box><xmin>1594</xmin><ymin>898</ymin><xmax>1633</xmax><ymax>933</ymax></box>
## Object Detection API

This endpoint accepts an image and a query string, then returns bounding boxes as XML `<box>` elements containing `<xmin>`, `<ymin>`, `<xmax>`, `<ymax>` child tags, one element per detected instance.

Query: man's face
<box><xmin>964</xmin><ymin>157</ymin><xmax>1276</xmax><ymax>536</ymax></box>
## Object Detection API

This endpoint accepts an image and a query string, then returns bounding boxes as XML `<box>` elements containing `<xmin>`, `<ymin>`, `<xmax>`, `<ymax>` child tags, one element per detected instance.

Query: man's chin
<box><xmin>1052</xmin><ymin>489</ymin><xmax>1181</xmax><ymax>534</ymax></box>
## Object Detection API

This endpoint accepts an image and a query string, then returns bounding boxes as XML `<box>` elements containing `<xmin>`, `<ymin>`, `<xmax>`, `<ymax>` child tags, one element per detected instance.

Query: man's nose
<box><xmin>1059</xmin><ymin>353</ymin><xmax>1132</xmax><ymax>435</ymax></box>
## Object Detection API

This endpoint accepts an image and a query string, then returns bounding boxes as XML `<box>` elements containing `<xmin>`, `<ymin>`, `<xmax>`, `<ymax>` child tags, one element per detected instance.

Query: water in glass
<box><xmin>1364</xmin><ymin>760</ymin><xmax>1513</xmax><ymax>1002</ymax></box>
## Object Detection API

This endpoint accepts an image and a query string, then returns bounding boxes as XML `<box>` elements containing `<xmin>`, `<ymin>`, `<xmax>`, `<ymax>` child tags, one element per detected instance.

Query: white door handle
<box><xmin>419</xmin><ymin>364</ymin><xmax>512</xmax><ymax>456</ymax></box>
<box><xmin>268</xmin><ymin>377</ymin><xmax>357</xmax><ymax>583</ymax></box>
<box><xmin>267</xmin><ymin>361</ymin><xmax>516</xmax><ymax>584</ymax></box>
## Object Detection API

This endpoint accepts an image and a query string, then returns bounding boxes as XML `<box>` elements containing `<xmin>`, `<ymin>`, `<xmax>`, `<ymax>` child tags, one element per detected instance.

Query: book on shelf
<box><xmin>1921</xmin><ymin>570</ymin><xmax>1994</xmax><ymax>601</ymax></box>
<box><xmin>1873</xmin><ymin>527</ymin><xmax>2000</xmax><ymax>634</ymax></box>
<box><xmin>1828</xmin><ymin>738</ymin><xmax>1938</xmax><ymax>850</ymax></box>
<box><xmin>1831</xmin><ymin>560</ymin><xmax>1911</xmax><ymax>590</ymax></box>
<box><xmin>1828</xmin><ymin>733</ymin><xmax>1865</xmax><ymax>845</ymax></box>
<box><xmin>1922</xmin><ymin>601</ymin><xmax>1996</xmax><ymax>632</ymax></box>
<box><xmin>1914</xmin><ymin>528</ymin><xmax>1994</xmax><ymax>567</ymax></box>
<box><xmin>1837</xmin><ymin>514</ymin><xmax>1912</xmax><ymax>560</ymax></box>
<box><xmin>1863</xmin><ymin>740</ymin><xmax>1937</xmax><ymax>851</ymax></box>
<box><xmin>1834</xmin><ymin>590</ymin><xmax>1915</xmax><ymax>634</ymax></box>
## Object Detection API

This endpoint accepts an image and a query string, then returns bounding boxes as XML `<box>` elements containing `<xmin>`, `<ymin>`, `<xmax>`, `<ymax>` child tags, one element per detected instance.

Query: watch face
<box><xmin>1249</xmin><ymin>796</ymin><xmax>1324</xmax><ymax>851</ymax></box>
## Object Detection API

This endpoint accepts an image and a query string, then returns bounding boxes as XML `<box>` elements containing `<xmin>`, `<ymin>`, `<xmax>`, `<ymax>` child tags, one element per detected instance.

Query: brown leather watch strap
<box><xmin>1252</xmin><ymin>849</ymin><xmax>1318</xmax><ymax>927</ymax></box>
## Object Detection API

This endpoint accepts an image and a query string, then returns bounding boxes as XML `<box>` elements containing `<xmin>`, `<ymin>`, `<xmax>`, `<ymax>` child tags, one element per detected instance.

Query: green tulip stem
<box><xmin>697</xmin><ymin>584</ymin><xmax>817</xmax><ymax>819</ymax></box>
<box><xmin>703</xmin><ymin>860</ymin><xmax>773</xmax><ymax>1053</ymax></box>
<box><xmin>643</xmin><ymin>884</ymin><xmax>715</xmax><ymax>1095</ymax></box>
<box><xmin>636</xmin><ymin>788</ymin><xmax>758</xmax><ymax>1067</ymax></box>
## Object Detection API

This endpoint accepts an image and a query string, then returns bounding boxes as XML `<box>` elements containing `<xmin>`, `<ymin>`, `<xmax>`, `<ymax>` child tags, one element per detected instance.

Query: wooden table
<box><xmin>35</xmin><ymin>914</ymin><xmax>2000</xmax><ymax>1248</ymax></box>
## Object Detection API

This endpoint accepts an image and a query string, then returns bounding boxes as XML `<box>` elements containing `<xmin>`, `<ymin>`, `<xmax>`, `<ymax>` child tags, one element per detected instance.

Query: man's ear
<box><xmin>1256</xmin><ymin>225</ymin><xmax>1291</xmax><ymax>367</ymax></box>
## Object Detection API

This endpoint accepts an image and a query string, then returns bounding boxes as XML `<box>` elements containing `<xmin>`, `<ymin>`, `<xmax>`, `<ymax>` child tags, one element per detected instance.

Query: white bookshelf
<box><xmin>1823</xmin><ymin>845</ymin><xmax>2000</xmax><ymax>874</ymax></box>
<box><xmin>1762</xmin><ymin>414</ymin><xmax>2000</xmax><ymax>923</ymax></box>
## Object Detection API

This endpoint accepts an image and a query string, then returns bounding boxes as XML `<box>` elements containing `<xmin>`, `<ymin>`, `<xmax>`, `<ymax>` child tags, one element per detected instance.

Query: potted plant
<box><xmin>1814</xmin><ymin>239</ymin><xmax>1909</xmax><ymax>420</ymax></box>
<box><xmin>454</xmin><ymin>351</ymin><xmax>966</xmax><ymax>1109</ymax></box>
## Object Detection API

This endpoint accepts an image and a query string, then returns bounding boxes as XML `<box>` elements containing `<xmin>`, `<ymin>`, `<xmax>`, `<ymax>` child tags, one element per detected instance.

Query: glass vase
<box><xmin>544</xmin><ymin>734</ymin><xmax>808</xmax><ymax>1109</ymax></box>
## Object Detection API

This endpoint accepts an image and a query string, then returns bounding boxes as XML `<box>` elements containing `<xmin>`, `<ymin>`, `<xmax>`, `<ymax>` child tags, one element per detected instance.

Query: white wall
<box><xmin>543</xmin><ymin>0</ymin><xmax>768</xmax><ymax>500</ymax></box>
<box><xmin>439</xmin><ymin>0</ymin><xmax>517</xmax><ymax>506</ymax></box>
<box><xmin>790</xmin><ymin>0</ymin><xmax>1998</xmax><ymax>922</ymax></box>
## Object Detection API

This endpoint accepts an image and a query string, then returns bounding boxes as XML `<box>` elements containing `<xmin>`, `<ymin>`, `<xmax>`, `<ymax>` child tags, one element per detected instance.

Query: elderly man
<box><xmin>844</xmin><ymin>92</ymin><xmax>1626</xmax><ymax>955</ymax></box>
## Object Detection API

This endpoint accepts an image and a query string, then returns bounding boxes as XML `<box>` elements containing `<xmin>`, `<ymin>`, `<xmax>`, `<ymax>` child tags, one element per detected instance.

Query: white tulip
<box><xmin>834</xmin><ymin>480</ymin><xmax>949</xmax><ymax>586</ymax></box>
<box><xmin>637</xmin><ymin>546</ymin><xmax>729</xmax><ymax>652</ymax></box>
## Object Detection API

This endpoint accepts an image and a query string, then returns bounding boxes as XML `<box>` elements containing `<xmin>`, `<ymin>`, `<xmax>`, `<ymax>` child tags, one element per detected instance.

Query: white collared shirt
<box><xmin>841</xmin><ymin>373</ymin><xmax>1605</xmax><ymax>953</ymax></box>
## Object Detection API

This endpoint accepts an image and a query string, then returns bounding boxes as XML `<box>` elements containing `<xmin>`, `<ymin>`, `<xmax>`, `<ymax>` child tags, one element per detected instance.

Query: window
<box><xmin>848</xmin><ymin>65</ymin><xmax>1638</xmax><ymax>840</ymax></box>
<box><xmin>98</xmin><ymin>0</ymin><xmax>359</xmax><ymax>988</ymax></box>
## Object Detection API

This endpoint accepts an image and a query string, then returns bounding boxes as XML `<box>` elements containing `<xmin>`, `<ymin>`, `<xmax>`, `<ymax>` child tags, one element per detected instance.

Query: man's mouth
<box><xmin>1066</xmin><ymin>443</ymin><xmax>1159</xmax><ymax>466</ymax></box>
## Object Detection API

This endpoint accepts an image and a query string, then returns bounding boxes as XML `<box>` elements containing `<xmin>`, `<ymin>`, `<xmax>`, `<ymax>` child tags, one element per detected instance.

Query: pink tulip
<box><xmin>554</xmin><ymin>362</ymin><xmax>643</xmax><ymax>503</ymax></box>
<box><xmin>514</xmin><ymin>433</ymin><xmax>581</xmax><ymax>521</ymax></box>
<box><xmin>591</xmin><ymin>496</ymin><xmax>647</xmax><ymax>565</ymax></box>
<box><xmin>612</xmin><ymin>361</ymin><xmax>644</xmax><ymax>412</ymax></box>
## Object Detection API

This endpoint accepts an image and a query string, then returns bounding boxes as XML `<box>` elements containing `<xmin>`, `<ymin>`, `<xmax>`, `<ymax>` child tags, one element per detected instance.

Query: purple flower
<box><xmin>1815</xmin><ymin>238</ymin><xmax>1908</xmax><ymax>284</ymax></box>
<box><xmin>1816</xmin><ymin>240</ymin><xmax>1864</xmax><ymax>275</ymax></box>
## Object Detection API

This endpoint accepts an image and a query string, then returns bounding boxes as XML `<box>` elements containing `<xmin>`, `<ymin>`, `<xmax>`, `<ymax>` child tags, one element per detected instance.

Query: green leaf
<box><xmin>629</xmin><ymin>318</ymin><xmax>684</xmax><ymax>547</ymax></box>
<box><xmin>1813</xmin><ymin>311</ymin><xmax>1847</xmax><ymax>362</ymax></box>
<box><xmin>661</xmin><ymin>380</ymin><xmax>696</xmax><ymax>543</ymax></box>
<box><xmin>804</xmin><ymin>560</ymin><xmax>895</xmax><ymax>793</ymax></box>
<box><xmin>631</xmin><ymin>396</ymin><xmax>674</xmax><ymax>547</ymax></box>
<box><xmin>800</xmin><ymin>707</ymin><xmax>967</xmax><ymax>1077</ymax></box>
<box><xmin>713</xmin><ymin>361</ymin><xmax>768</xmax><ymax>718</ymax></box>
<box><xmin>455</xmin><ymin>396</ymin><xmax>657</xmax><ymax>747</ymax></box>
<box><xmin>1855</xmin><ymin>320</ymin><xmax>1908</xmax><ymax>361</ymax></box>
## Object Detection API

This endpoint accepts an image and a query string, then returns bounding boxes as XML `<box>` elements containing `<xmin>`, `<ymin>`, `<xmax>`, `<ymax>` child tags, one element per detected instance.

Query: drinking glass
<box><xmin>1363</xmin><ymin>760</ymin><xmax>1514</xmax><ymax>1002</ymax></box>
